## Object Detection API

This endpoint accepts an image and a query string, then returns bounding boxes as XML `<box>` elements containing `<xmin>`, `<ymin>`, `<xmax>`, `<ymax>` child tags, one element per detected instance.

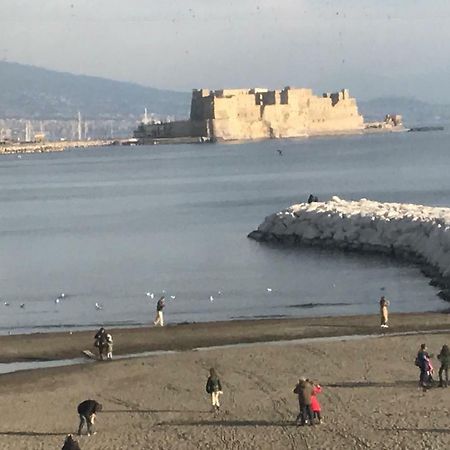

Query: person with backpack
<box><xmin>206</xmin><ymin>368</ymin><xmax>223</xmax><ymax>412</ymax></box>
<box><xmin>437</xmin><ymin>344</ymin><xmax>450</xmax><ymax>387</ymax></box>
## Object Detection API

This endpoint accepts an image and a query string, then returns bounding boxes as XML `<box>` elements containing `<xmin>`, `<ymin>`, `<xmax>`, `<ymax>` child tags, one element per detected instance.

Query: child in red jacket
<box><xmin>309</xmin><ymin>380</ymin><xmax>323</xmax><ymax>424</ymax></box>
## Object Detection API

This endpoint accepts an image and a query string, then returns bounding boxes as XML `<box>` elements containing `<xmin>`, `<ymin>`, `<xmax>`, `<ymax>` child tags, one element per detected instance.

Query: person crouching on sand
<box><xmin>154</xmin><ymin>296</ymin><xmax>165</xmax><ymax>326</ymax></box>
<box><xmin>77</xmin><ymin>399</ymin><xmax>102</xmax><ymax>436</ymax></box>
<box><xmin>308</xmin><ymin>380</ymin><xmax>323</xmax><ymax>424</ymax></box>
<box><xmin>379</xmin><ymin>296</ymin><xmax>390</xmax><ymax>328</ymax></box>
<box><xmin>437</xmin><ymin>344</ymin><xmax>450</xmax><ymax>387</ymax></box>
<box><xmin>293</xmin><ymin>378</ymin><xmax>314</xmax><ymax>426</ymax></box>
<box><xmin>106</xmin><ymin>333</ymin><xmax>113</xmax><ymax>360</ymax></box>
<box><xmin>206</xmin><ymin>368</ymin><xmax>223</xmax><ymax>413</ymax></box>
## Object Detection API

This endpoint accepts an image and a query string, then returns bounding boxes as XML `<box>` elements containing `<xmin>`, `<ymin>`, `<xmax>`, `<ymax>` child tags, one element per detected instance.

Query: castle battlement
<box><xmin>135</xmin><ymin>86</ymin><xmax>365</xmax><ymax>142</ymax></box>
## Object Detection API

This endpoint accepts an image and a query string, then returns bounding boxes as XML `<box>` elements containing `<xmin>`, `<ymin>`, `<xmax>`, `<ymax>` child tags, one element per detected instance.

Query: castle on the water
<box><xmin>134</xmin><ymin>87</ymin><xmax>364</xmax><ymax>142</ymax></box>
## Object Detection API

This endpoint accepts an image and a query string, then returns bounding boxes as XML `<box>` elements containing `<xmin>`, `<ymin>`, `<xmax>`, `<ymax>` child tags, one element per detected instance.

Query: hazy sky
<box><xmin>3</xmin><ymin>0</ymin><xmax>450</xmax><ymax>101</ymax></box>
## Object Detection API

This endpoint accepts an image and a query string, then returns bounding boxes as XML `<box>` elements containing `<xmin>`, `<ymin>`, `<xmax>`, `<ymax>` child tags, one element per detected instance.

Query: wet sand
<box><xmin>2</xmin><ymin>312</ymin><xmax>450</xmax><ymax>363</ymax></box>
<box><xmin>1</xmin><ymin>314</ymin><xmax>450</xmax><ymax>449</ymax></box>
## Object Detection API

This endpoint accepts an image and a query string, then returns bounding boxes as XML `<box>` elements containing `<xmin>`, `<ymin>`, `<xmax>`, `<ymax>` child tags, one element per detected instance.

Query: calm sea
<box><xmin>1</xmin><ymin>130</ymin><xmax>449</xmax><ymax>334</ymax></box>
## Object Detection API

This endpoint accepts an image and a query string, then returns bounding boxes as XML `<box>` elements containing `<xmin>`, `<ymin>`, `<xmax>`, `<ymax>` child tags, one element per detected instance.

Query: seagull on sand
<box><xmin>209</xmin><ymin>295</ymin><xmax>214</xmax><ymax>302</ymax></box>
<box><xmin>95</xmin><ymin>302</ymin><xmax>103</xmax><ymax>311</ymax></box>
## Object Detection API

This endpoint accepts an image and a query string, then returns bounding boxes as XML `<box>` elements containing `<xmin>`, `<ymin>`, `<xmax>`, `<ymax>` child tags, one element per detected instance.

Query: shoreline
<box><xmin>1</xmin><ymin>315</ymin><xmax>450</xmax><ymax>448</ymax></box>
<box><xmin>1</xmin><ymin>312</ymin><xmax>450</xmax><ymax>364</ymax></box>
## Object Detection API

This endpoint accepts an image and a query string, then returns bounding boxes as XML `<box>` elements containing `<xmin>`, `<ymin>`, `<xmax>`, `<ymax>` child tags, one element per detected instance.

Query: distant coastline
<box><xmin>0</xmin><ymin>139</ymin><xmax>114</xmax><ymax>154</ymax></box>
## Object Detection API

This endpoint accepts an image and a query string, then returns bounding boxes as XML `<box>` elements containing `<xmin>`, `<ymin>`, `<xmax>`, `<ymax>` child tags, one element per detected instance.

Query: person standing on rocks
<box><xmin>154</xmin><ymin>296</ymin><xmax>166</xmax><ymax>326</ymax></box>
<box><xmin>437</xmin><ymin>344</ymin><xmax>450</xmax><ymax>387</ymax></box>
<box><xmin>379</xmin><ymin>296</ymin><xmax>390</xmax><ymax>328</ymax></box>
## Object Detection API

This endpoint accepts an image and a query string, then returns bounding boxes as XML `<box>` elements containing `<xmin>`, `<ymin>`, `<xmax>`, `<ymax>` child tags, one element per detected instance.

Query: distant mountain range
<box><xmin>0</xmin><ymin>61</ymin><xmax>449</xmax><ymax>127</ymax></box>
<box><xmin>0</xmin><ymin>61</ymin><xmax>191</xmax><ymax>120</ymax></box>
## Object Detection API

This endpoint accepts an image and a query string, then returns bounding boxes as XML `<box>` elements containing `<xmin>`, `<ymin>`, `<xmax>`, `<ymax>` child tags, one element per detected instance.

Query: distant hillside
<box><xmin>0</xmin><ymin>61</ymin><xmax>191</xmax><ymax>120</ymax></box>
<box><xmin>358</xmin><ymin>97</ymin><xmax>450</xmax><ymax>127</ymax></box>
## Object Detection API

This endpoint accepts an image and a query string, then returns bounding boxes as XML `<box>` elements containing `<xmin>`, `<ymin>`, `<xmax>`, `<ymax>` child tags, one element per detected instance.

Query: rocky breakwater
<box><xmin>248</xmin><ymin>197</ymin><xmax>450</xmax><ymax>301</ymax></box>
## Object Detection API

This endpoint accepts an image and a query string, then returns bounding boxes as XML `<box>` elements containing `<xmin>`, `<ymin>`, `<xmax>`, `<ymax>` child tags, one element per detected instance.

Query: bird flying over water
<box><xmin>266</xmin><ymin>288</ymin><xmax>272</xmax><ymax>292</ymax></box>
<box><xmin>170</xmin><ymin>295</ymin><xmax>176</xmax><ymax>300</ymax></box>
<box><xmin>20</xmin><ymin>303</ymin><xmax>25</xmax><ymax>308</ymax></box>
<box><xmin>95</xmin><ymin>302</ymin><xmax>103</xmax><ymax>311</ymax></box>
<box><xmin>4</xmin><ymin>301</ymin><xmax>10</xmax><ymax>306</ymax></box>
<box><xmin>209</xmin><ymin>295</ymin><xmax>214</xmax><ymax>302</ymax></box>
<box><xmin>146</xmin><ymin>292</ymin><xmax>155</xmax><ymax>299</ymax></box>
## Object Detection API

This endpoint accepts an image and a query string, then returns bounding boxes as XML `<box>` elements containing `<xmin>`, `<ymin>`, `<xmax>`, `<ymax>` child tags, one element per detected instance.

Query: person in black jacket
<box><xmin>437</xmin><ymin>344</ymin><xmax>450</xmax><ymax>387</ymax></box>
<box><xmin>77</xmin><ymin>399</ymin><xmax>102</xmax><ymax>436</ymax></box>
<box><xmin>62</xmin><ymin>434</ymin><xmax>81</xmax><ymax>450</ymax></box>
<box><xmin>94</xmin><ymin>327</ymin><xmax>107</xmax><ymax>360</ymax></box>
<box><xmin>206</xmin><ymin>368</ymin><xmax>223</xmax><ymax>412</ymax></box>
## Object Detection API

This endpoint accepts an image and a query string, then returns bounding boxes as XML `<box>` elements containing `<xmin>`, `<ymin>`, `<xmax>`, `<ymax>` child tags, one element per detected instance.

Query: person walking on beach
<box><xmin>154</xmin><ymin>296</ymin><xmax>165</xmax><ymax>326</ymax></box>
<box><xmin>94</xmin><ymin>327</ymin><xmax>107</xmax><ymax>360</ymax></box>
<box><xmin>416</xmin><ymin>343</ymin><xmax>433</xmax><ymax>388</ymax></box>
<box><xmin>437</xmin><ymin>344</ymin><xmax>450</xmax><ymax>387</ymax></box>
<box><xmin>77</xmin><ymin>399</ymin><xmax>102</xmax><ymax>436</ymax></box>
<box><xmin>293</xmin><ymin>378</ymin><xmax>314</xmax><ymax>426</ymax></box>
<box><xmin>206</xmin><ymin>368</ymin><xmax>223</xmax><ymax>413</ymax></box>
<box><xmin>62</xmin><ymin>434</ymin><xmax>81</xmax><ymax>450</ymax></box>
<box><xmin>379</xmin><ymin>296</ymin><xmax>390</xmax><ymax>328</ymax></box>
<box><xmin>105</xmin><ymin>333</ymin><xmax>113</xmax><ymax>360</ymax></box>
<box><xmin>309</xmin><ymin>380</ymin><xmax>323</xmax><ymax>424</ymax></box>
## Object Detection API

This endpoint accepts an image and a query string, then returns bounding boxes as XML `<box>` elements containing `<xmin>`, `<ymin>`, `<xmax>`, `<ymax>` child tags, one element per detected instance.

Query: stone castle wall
<box><xmin>136</xmin><ymin>86</ymin><xmax>364</xmax><ymax>141</ymax></box>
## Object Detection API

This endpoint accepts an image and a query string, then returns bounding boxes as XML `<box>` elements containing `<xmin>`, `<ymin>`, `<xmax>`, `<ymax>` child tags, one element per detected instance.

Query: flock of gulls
<box><xmin>1</xmin><ymin>288</ymin><xmax>277</xmax><ymax>311</ymax></box>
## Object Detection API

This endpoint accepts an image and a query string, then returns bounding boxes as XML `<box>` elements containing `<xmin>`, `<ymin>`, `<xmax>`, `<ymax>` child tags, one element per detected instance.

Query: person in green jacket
<box><xmin>437</xmin><ymin>344</ymin><xmax>450</xmax><ymax>387</ymax></box>
<box><xmin>206</xmin><ymin>368</ymin><xmax>223</xmax><ymax>412</ymax></box>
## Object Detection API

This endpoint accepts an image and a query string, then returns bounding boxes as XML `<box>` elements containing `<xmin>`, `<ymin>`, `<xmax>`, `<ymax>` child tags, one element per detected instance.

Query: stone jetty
<box><xmin>0</xmin><ymin>139</ymin><xmax>113</xmax><ymax>155</ymax></box>
<box><xmin>248</xmin><ymin>197</ymin><xmax>450</xmax><ymax>300</ymax></box>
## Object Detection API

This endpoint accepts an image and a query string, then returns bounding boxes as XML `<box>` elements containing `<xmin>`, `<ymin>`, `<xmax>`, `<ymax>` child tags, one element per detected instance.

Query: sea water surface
<box><xmin>1</xmin><ymin>131</ymin><xmax>450</xmax><ymax>334</ymax></box>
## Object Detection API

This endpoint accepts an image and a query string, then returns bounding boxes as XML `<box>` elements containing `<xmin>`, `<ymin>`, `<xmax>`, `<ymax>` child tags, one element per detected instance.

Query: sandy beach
<box><xmin>1</xmin><ymin>314</ymin><xmax>450</xmax><ymax>449</ymax></box>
